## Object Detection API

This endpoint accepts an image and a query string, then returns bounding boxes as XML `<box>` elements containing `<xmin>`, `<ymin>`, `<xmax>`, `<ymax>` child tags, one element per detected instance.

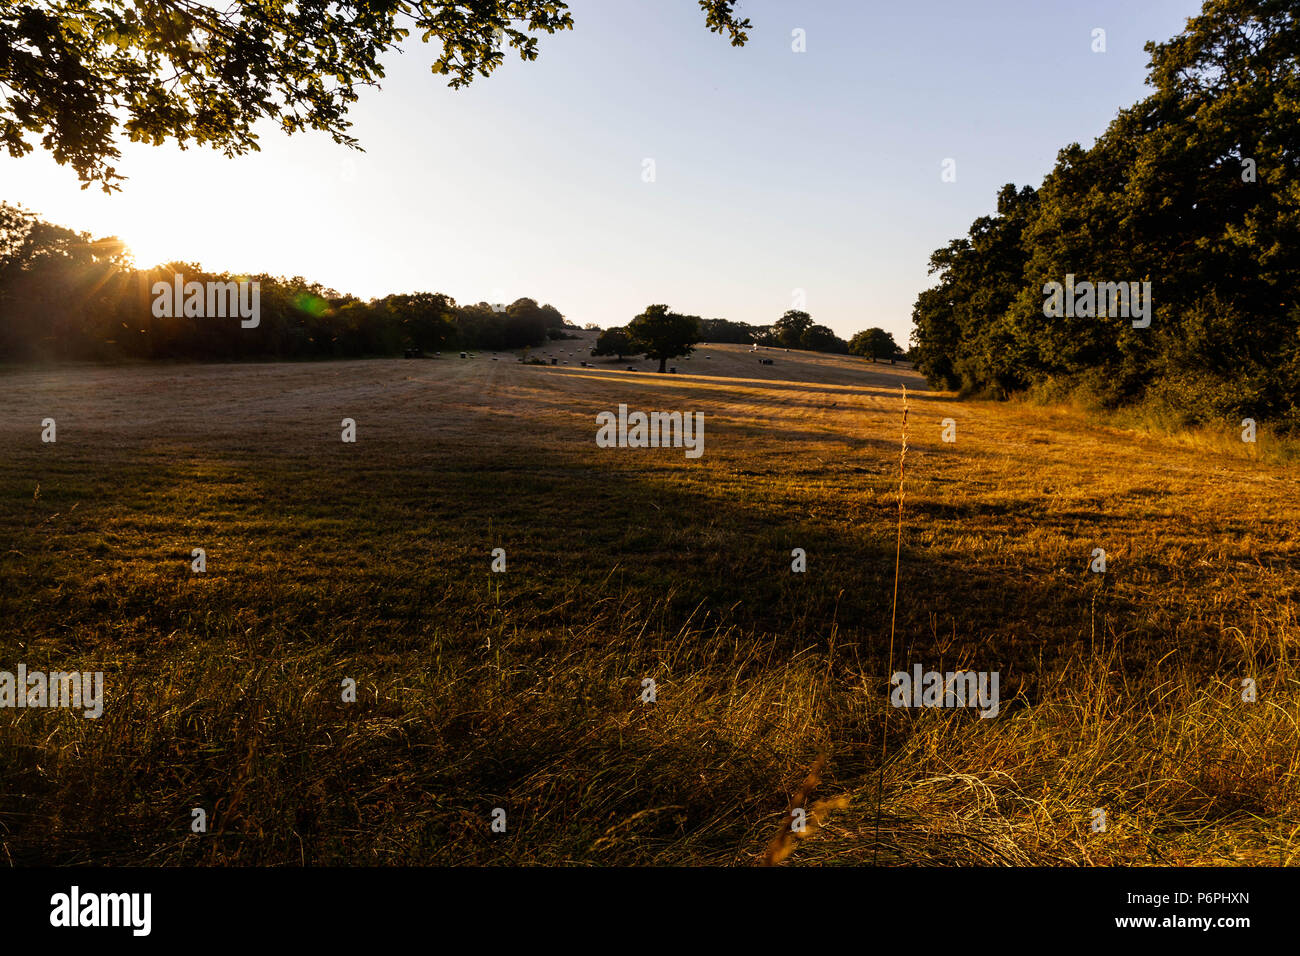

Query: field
<box><xmin>1</xmin><ymin>336</ymin><xmax>1297</xmax><ymax>865</ymax></box>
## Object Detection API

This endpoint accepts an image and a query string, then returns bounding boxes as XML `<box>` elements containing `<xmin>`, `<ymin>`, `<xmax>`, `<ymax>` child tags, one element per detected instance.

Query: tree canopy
<box><xmin>0</xmin><ymin>0</ymin><xmax>752</xmax><ymax>190</ymax></box>
<box><xmin>0</xmin><ymin>201</ymin><xmax>566</xmax><ymax>360</ymax></box>
<box><xmin>849</xmin><ymin>327</ymin><xmax>901</xmax><ymax>362</ymax></box>
<box><xmin>911</xmin><ymin>0</ymin><xmax>1300</xmax><ymax>428</ymax></box>
<box><xmin>799</xmin><ymin>323</ymin><xmax>847</xmax><ymax>354</ymax></box>
<box><xmin>626</xmin><ymin>304</ymin><xmax>701</xmax><ymax>373</ymax></box>
<box><xmin>771</xmin><ymin>310</ymin><xmax>813</xmax><ymax>349</ymax></box>
<box><xmin>592</xmin><ymin>326</ymin><xmax>634</xmax><ymax>361</ymax></box>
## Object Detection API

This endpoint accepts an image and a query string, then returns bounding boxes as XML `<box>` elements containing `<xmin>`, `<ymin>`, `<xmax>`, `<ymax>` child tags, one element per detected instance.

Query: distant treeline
<box><xmin>697</xmin><ymin>314</ymin><xmax>857</xmax><ymax>354</ymax></box>
<box><xmin>0</xmin><ymin>201</ymin><xmax>904</xmax><ymax>367</ymax></box>
<box><xmin>911</xmin><ymin>1</ymin><xmax>1300</xmax><ymax>428</ymax></box>
<box><xmin>0</xmin><ymin>203</ymin><xmax>569</xmax><ymax>361</ymax></box>
<box><xmin>598</xmin><ymin>312</ymin><xmax>903</xmax><ymax>361</ymax></box>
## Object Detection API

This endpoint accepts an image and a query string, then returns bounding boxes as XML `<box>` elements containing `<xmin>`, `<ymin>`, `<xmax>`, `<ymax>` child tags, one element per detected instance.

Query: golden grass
<box><xmin>759</xmin><ymin>755</ymin><xmax>850</xmax><ymax>866</ymax></box>
<box><xmin>0</xmin><ymin>347</ymin><xmax>1295</xmax><ymax>864</ymax></box>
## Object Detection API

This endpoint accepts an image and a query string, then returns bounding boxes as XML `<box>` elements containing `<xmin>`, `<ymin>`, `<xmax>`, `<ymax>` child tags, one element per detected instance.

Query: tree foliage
<box><xmin>771</xmin><ymin>310</ymin><xmax>812</xmax><ymax>349</ymax></box>
<box><xmin>698</xmin><ymin>317</ymin><xmax>765</xmax><ymax>344</ymax></box>
<box><xmin>800</xmin><ymin>323</ymin><xmax>847</xmax><ymax>354</ymax></box>
<box><xmin>911</xmin><ymin>0</ymin><xmax>1300</xmax><ymax>426</ymax></box>
<box><xmin>0</xmin><ymin>202</ymin><xmax>562</xmax><ymax>359</ymax></box>
<box><xmin>626</xmin><ymin>304</ymin><xmax>700</xmax><ymax>373</ymax></box>
<box><xmin>0</xmin><ymin>0</ymin><xmax>752</xmax><ymax>190</ymax></box>
<box><xmin>592</xmin><ymin>326</ymin><xmax>634</xmax><ymax>360</ymax></box>
<box><xmin>848</xmin><ymin>327</ymin><xmax>901</xmax><ymax>362</ymax></box>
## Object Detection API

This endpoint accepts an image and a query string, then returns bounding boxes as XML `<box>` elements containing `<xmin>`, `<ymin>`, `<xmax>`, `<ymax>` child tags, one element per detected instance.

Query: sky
<box><xmin>1</xmin><ymin>0</ymin><xmax>1204</xmax><ymax>343</ymax></box>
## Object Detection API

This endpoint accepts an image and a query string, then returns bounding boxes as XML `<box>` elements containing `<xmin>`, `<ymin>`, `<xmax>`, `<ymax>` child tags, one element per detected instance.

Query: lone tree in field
<box><xmin>0</xmin><ymin>0</ymin><xmax>752</xmax><ymax>191</ymax></box>
<box><xmin>849</xmin><ymin>327</ymin><xmax>901</xmax><ymax>362</ymax></box>
<box><xmin>627</xmin><ymin>304</ymin><xmax>700</xmax><ymax>373</ymax></box>
<box><xmin>592</xmin><ymin>326</ymin><xmax>634</xmax><ymax>361</ymax></box>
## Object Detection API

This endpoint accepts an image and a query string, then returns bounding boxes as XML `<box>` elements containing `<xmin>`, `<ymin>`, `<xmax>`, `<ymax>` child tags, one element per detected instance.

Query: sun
<box><xmin>105</xmin><ymin>203</ymin><xmax>187</xmax><ymax>268</ymax></box>
<box><xmin>122</xmin><ymin>231</ymin><xmax>174</xmax><ymax>269</ymax></box>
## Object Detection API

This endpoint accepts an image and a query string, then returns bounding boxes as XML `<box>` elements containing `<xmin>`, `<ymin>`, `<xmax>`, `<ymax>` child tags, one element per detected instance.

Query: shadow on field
<box><xmin>539</xmin><ymin>365</ymin><xmax>944</xmax><ymax>401</ymax></box>
<box><xmin>0</xmin><ymin>375</ymin><xmax>1125</xmax><ymax>865</ymax></box>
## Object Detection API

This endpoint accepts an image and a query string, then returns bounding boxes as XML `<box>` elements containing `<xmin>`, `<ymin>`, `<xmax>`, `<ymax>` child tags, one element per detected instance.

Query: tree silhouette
<box><xmin>849</xmin><ymin>328</ymin><xmax>900</xmax><ymax>362</ymax></box>
<box><xmin>0</xmin><ymin>202</ymin><xmax>570</xmax><ymax>362</ymax></box>
<box><xmin>911</xmin><ymin>0</ymin><xmax>1300</xmax><ymax>424</ymax></box>
<box><xmin>0</xmin><ymin>1</ymin><xmax>752</xmax><ymax>190</ymax></box>
<box><xmin>592</xmin><ymin>327</ymin><xmax>635</xmax><ymax>361</ymax></box>
<box><xmin>627</xmin><ymin>304</ymin><xmax>700</xmax><ymax>373</ymax></box>
<box><xmin>800</xmin><ymin>323</ymin><xmax>848</xmax><ymax>353</ymax></box>
<box><xmin>772</xmin><ymin>310</ymin><xmax>812</xmax><ymax>349</ymax></box>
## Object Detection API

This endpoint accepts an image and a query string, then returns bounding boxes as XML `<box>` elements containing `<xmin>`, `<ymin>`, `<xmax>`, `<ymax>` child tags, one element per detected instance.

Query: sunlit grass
<box><xmin>0</xmin><ymin>348</ymin><xmax>1295</xmax><ymax>864</ymax></box>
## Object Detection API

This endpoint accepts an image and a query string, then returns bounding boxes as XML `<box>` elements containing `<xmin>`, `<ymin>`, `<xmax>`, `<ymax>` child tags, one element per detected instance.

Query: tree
<box><xmin>378</xmin><ymin>292</ymin><xmax>457</xmax><ymax>352</ymax></box>
<box><xmin>503</xmin><ymin>297</ymin><xmax>551</xmax><ymax>346</ymax></box>
<box><xmin>0</xmin><ymin>201</ymin><xmax>130</xmax><ymax>360</ymax></box>
<box><xmin>909</xmin><ymin>0</ymin><xmax>1300</xmax><ymax>425</ymax></box>
<box><xmin>0</xmin><ymin>200</ymin><xmax>584</xmax><ymax>361</ymax></box>
<box><xmin>0</xmin><ymin>1</ymin><xmax>752</xmax><ymax>191</ymax></box>
<box><xmin>626</xmin><ymin>304</ymin><xmax>700</xmax><ymax>373</ymax></box>
<box><xmin>800</xmin><ymin>323</ymin><xmax>847</xmax><ymax>353</ymax></box>
<box><xmin>772</xmin><ymin>310</ymin><xmax>812</xmax><ymax>348</ymax></box>
<box><xmin>911</xmin><ymin>182</ymin><xmax>1038</xmax><ymax>392</ymax></box>
<box><xmin>538</xmin><ymin>303</ymin><xmax>566</xmax><ymax>329</ymax></box>
<box><xmin>700</xmin><ymin>317</ymin><xmax>768</xmax><ymax>344</ymax></box>
<box><xmin>849</xmin><ymin>328</ymin><xmax>901</xmax><ymax>362</ymax></box>
<box><xmin>592</xmin><ymin>326</ymin><xmax>634</xmax><ymax>361</ymax></box>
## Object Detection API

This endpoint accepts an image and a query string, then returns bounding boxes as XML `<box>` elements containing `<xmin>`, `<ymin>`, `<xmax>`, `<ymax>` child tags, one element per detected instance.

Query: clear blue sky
<box><xmin>1</xmin><ymin>0</ymin><xmax>1203</xmax><ymax>343</ymax></box>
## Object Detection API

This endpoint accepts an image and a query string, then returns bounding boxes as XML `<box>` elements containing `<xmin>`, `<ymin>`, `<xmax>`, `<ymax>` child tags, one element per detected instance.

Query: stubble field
<box><xmin>0</xmin><ymin>339</ymin><xmax>1296</xmax><ymax>865</ymax></box>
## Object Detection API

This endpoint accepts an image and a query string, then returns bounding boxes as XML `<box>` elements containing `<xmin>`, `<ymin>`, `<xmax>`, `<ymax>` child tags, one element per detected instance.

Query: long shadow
<box><xmin>510</xmin><ymin>364</ymin><xmax>948</xmax><ymax>402</ymax></box>
<box><xmin>0</xmin><ymin>365</ymin><xmax>1209</xmax><ymax>864</ymax></box>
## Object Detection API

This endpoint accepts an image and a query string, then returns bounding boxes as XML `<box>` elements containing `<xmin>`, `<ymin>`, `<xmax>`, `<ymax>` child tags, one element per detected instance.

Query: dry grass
<box><xmin>0</xmin><ymin>345</ymin><xmax>1295</xmax><ymax>865</ymax></box>
<box><xmin>759</xmin><ymin>755</ymin><xmax>850</xmax><ymax>866</ymax></box>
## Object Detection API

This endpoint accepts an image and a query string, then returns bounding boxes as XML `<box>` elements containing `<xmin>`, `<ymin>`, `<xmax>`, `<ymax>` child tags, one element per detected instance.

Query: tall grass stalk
<box><xmin>874</xmin><ymin>384</ymin><xmax>909</xmax><ymax>864</ymax></box>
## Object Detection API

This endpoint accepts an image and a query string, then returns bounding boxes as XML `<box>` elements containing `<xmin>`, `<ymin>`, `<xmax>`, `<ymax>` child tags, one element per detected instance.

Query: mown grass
<box><xmin>0</xmin><ymin>354</ymin><xmax>1296</xmax><ymax>865</ymax></box>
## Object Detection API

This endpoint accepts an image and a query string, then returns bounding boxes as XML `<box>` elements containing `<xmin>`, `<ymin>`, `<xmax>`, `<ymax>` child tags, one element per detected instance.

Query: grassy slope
<box><xmin>0</xmin><ymin>341</ymin><xmax>1295</xmax><ymax>865</ymax></box>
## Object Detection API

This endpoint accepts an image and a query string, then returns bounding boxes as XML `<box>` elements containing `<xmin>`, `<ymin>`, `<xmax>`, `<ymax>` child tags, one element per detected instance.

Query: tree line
<box><xmin>0</xmin><ymin>201</ymin><xmax>908</xmax><ymax>369</ymax></box>
<box><xmin>0</xmin><ymin>203</ymin><xmax>570</xmax><ymax>361</ymax></box>
<box><xmin>594</xmin><ymin>309</ymin><xmax>904</xmax><ymax>366</ymax></box>
<box><xmin>911</xmin><ymin>0</ymin><xmax>1300</xmax><ymax>430</ymax></box>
